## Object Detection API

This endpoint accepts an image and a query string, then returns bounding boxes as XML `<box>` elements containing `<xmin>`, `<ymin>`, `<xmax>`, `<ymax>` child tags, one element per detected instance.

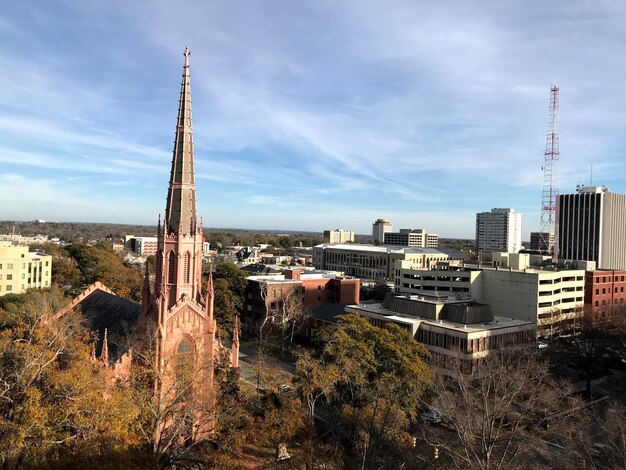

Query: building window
<box><xmin>7</xmin><ymin>264</ymin><xmax>12</xmax><ymax>269</ymax></box>
<box><xmin>168</xmin><ymin>252</ymin><xmax>177</xmax><ymax>284</ymax></box>
<box><xmin>6</xmin><ymin>274</ymin><xmax>12</xmax><ymax>281</ymax></box>
<box><xmin>183</xmin><ymin>252</ymin><xmax>191</xmax><ymax>284</ymax></box>
<box><xmin>6</xmin><ymin>286</ymin><xmax>11</xmax><ymax>291</ymax></box>
<box><xmin>595</xmin><ymin>289</ymin><xmax>599</xmax><ymax>295</ymax></box>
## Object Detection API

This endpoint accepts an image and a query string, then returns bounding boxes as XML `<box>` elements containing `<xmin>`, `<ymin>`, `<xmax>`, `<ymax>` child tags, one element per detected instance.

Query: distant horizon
<box><xmin>1</xmin><ymin>219</ymin><xmax>481</xmax><ymax>241</ymax></box>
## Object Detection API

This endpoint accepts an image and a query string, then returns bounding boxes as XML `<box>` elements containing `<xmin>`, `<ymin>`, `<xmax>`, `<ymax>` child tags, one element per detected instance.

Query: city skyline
<box><xmin>1</xmin><ymin>1</ymin><xmax>626</xmax><ymax>238</ymax></box>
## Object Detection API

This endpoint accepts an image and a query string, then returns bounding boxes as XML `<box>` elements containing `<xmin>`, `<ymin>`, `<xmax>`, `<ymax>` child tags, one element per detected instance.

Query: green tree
<box><xmin>213</xmin><ymin>278</ymin><xmax>240</xmax><ymax>335</ymax></box>
<box><xmin>294</xmin><ymin>314</ymin><xmax>433</xmax><ymax>468</ymax></box>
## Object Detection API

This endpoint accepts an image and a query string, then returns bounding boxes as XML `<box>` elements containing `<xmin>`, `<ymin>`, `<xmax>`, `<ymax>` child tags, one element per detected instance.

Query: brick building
<box><xmin>584</xmin><ymin>270</ymin><xmax>626</xmax><ymax>319</ymax></box>
<box><xmin>243</xmin><ymin>269</ymin><xmax>360</xmax><ymax>333</ymax></box>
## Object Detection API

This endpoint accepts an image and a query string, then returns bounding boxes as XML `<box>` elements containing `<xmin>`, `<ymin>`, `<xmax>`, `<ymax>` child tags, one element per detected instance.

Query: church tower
<box><xmin>140</xmin><ymin>48</ymin><xmax>222</xmax><ymax>398</ymax></box>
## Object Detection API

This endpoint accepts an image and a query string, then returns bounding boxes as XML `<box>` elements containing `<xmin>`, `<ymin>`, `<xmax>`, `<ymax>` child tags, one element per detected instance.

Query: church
<box><xmin>56</xmin><ymin>48</ymin><xmax>239</xmax><ymax>407</ymax></box>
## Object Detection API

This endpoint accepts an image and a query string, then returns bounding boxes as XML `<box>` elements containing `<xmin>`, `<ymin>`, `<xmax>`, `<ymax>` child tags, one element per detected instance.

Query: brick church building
<box><xmin>56</xmin><ymin>48</ymin><xmax>239</xmax><ymax>419</ymax></box>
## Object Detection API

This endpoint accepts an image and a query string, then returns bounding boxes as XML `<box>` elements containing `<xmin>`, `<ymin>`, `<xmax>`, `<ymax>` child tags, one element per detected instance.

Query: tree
<box><xmin>0</xmin><ymin>289</ymin><xmax>141</xmax><ymax>468</ymax></box>
<box><xmin>262</xmin><ymin>288</ymin><xmax>309</xmax><ymax>358</ymax></box>
<box><xmin>294</xmin><ymin>314</ymin><xmax>433</xmax><ymax>468</ymax></box>
<box><xmin>213</xmin><ymin>278</ymin><xmax>240</xmax><ymax>336</ymax></box>
<box><xmin>64</xmin><ymin>243</ymin><xmax>143</xmax><ymax>301</ymax></box>
<box><xmin>423</xmin><ymin>347</ymin><xmax>591</xmax><ymax>470</ymax></box>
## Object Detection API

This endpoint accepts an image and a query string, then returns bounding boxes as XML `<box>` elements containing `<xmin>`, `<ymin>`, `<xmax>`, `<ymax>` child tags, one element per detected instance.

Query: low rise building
<box><xmin>126</xmin><ymin>236</ymin><xmax>158</xmax><ymax>256</ymax></box>
<box><xmin>243</xmin><ymin>269</ymin><xmax>360</xmax><ymax>333</ymax></box>
<box><xmin>0</xmin><ymin>242</ymin><xmax>52</xmax><ymax>296</ymax></box>
<box><xmin>584</xmin><ymin>270</ymin><xmax>626</xmax><ymax>320</ymax></box>
<box><xmin>346</xmin><ymin>293</ymin><xmax>535</xmax><ymax>371</ymax></box>
<box><xmin>395</xmin><ymin>253</ymin><xmax>585</xmax><ymax>338</ymax></box>
<box><xmin>313</xmin><ymin>244</ymin><xmax>463</xmax><ymax>280</ymax></box>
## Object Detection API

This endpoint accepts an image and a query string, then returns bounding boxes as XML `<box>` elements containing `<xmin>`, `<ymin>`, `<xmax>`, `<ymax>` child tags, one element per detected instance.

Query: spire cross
<box><xmin>184</xmin><ymin>47</ymin><xmax>191</xmax><ymax>66</ymax></box>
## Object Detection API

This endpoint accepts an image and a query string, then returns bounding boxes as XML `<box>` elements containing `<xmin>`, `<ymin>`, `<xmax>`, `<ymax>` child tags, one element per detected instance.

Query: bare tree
<box><xmin>259</xmin><ymin>285</ymin><xmax>308</xmax><ymax>358</ymax></box>
<box><xmin>423</xmin><ymin>347</ymin><xmax>591</xmax><ymax>470</ymax></box>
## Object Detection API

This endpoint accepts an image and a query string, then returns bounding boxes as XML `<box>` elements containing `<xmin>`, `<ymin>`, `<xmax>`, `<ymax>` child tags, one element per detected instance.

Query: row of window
<box><xmin>595</xmin><ymin>286</ymin><xmax>625</xmax><ymax>295</ymax></box>
<box><xmin>595</xmin><ymin>298</ymin><xmax>625</xmax><ymax>307</ymax></box>
<box><xmin>593</xmin><ymin>275</ymin><xmax>626</xmax><ymax>283</ymax></box>
<box><xmin>0</xmin><ymin>261</ymin><xmax>50</xmax><ymax>270</ymax></box>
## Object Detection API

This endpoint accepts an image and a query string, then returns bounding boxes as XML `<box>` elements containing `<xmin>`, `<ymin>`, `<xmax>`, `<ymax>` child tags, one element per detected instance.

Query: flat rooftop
<box><xmin>347</xmin><ymin>303</ymin><xmax>534</xmax><ymax>333</ymax></box>
<box><xmin>314</xmin><ymin>243</ymin><xmax>461</xmax><ymax>256</ymax></box>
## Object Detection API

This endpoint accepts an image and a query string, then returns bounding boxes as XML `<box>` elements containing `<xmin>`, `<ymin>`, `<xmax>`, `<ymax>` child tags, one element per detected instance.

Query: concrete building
<box><xmin>347</xmin><ymin>293</ymin><xmax>535</xmax><ymax>371</ymax></box>
<box><xmin>383</xmin><ymin>229</ymin><xmax>438</xmax><ymax>248</ymax></box>
<box><xmin>584</xmin><ymin>270</ymin><xmax>626</xmax><ymax>320</ymax></box>
<box><xmin>529</xmin><ymin>231</ymin><xmax>555</xmax><ymax>253</ymax></box>
<box><xmin>559</xmin><ymin>186</ymin><xmax>626</xmax><ymax>270</ymax></box>
<box><xmin>243</xmin><ymin>269</ymin><xmax>360</xmax><ymax>333</ymax></box>
<box><xmin>313</xmin><ymin>244</ymin><xmax>463</xmax><ymax>280</ymax></box>
<box><xmin>323</xmin><ymin>229</ymin><xmax>355</xmax><ymax>244</ymax></box>
<box><xmin>394</xmin><ymin>253</ymin><xmax>585</xmax><ymax>338</ymax></box>
<box><xmin>372</xmin><ymin>219</ymin><xmax>392</xmax><ymax>245</ymax></box>
<box><xmin>0</xmin><ymin>242</ymin><xmax>52</xmax><ymax>296</ymax></box>
<box><xmin>126</xmin><ymin>236</ymin><xmax>158</xmax><ymax>256</ymax></box>
<box><xmin>475</xmin><ymin>208</ymin><xmax>522</xmax><ymax>257</ymax></box>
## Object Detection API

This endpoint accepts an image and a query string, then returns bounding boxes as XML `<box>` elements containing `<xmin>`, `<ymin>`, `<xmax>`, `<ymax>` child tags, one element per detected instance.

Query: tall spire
<box><xmin>100</xmin><ymin>328</ymin><xmax>109</xmax><ymax>367</ymax></box>
<box><xmin>164</xmin><ymin>46</ymin><xmax>197</xmax><ymax>235</ymax></box>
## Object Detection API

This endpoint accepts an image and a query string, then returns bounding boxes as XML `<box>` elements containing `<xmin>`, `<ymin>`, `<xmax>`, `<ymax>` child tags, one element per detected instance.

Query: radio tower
<box><xmin>540</xmin><ymin>84</ymin><xmax>559</xmax><ymax>261</ymax></box>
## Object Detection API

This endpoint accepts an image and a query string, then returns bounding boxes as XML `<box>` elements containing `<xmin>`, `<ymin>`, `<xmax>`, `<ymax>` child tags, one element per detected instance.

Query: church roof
<box><xmin>56</xmin><ymin>282</ymin><xmax>140</xmax><ymax>361</ymax></box>
<box><xmin>164</xmin><ymin>46</ymin><xmax>198</xmax><ymax>235</ymax></box>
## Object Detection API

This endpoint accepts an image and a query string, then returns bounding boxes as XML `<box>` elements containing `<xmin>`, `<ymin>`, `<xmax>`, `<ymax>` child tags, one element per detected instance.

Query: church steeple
<box><xmin>164</xmin><ymin>46</ymin><xmax>197</xmax><ymax>235</ymax></box>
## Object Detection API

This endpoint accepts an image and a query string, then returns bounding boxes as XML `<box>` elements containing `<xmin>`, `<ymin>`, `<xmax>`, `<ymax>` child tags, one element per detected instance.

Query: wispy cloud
<box><xmin>1</xmin><ymin>1</ymin><xmax>626</xmax><ymax>237</ymax></box>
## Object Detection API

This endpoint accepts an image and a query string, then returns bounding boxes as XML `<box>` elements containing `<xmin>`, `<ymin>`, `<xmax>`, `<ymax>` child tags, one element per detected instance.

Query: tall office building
<box><xmin>559</xmin><ymin>186</ymin><xmax>626</xmax><ymax>270</ymax></box>
<box><xmin>475</xmin><ymin>208</ymin><xmax>522</xmax><ymax>257</ymax></box>
<box><xmin>372</xmin><ymin>219</ymin><xmax>392</xmax><ymax>245</ymax></box>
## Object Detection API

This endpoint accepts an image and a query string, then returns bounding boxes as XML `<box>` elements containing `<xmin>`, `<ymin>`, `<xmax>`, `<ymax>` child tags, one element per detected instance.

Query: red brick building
<box><xmin>243</xmin><ymin>269</ymin><xmax>360</xmax><ymax>333</ymax></box>
<box><xmin>584</xmin><ymin>270</ymin><xmax>626</xmax><ymax>318</ymax></box>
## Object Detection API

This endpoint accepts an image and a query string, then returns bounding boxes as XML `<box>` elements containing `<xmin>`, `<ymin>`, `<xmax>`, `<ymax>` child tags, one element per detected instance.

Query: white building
<box><xmin>384</xmin><ymin>228</ymin><xmax>438</xmax><ymax>248</ymax></box>
<box><xmin>0</xmin><ymin>242</ymin><xmax>52</xmax><ymax>296</ymax></box>
<box><xmin>323</xmin><ymin>229</ymin><xmax>355</xmax><ymax>244</ymax></box>
<box><xmin>394</xmin><ymin>253</ymin><xmax>584</xmax><ymax>338</ymax></box>
<box><xmin>372</xmin><ymin>219</ymin><xmax>392</xmax><ymax>245</ymax></box>
<box><xmin>475</xmin><ymin>208</ymin><xmax>522</xmax><ymax>257</ymax></box>
<box><xmin>313</xmin><ymin>243</ymin><xmax>463</xmax><ymax>280</ymax></box>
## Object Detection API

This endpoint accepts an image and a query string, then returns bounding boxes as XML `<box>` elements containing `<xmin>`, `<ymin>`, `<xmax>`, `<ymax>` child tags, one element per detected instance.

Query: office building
<box><xmin>323</xmin><ymin>229</ymin><xmax>355</xmax><ymax>244</ymax></box>
<box><xmin>346</xmin><ymin>293</ymin><xmax>535</xmax><ymax>371</ymax></box>
<box><xmin>394</xmin><ymin>253</ymin><xmax>585</xmax><ymax>338</ymax></box>
<box><xmin>372</xmin><ymin>219</ymin><xmax>392</xmax><ymax>244</ymax></box>
<box><xmin>243</xmin><ymin>269</ymin><xmax>360</xmax><ymax>333</ymax></box>
<box><xmin>383</xmin><ymin>229</ymin><xmax>438</xmax><ymax>248</ymax></box>
<box><xmin>0</xmin><ymin>242</ymin><xmax>52</xmax><ymax>296</ymax></box>
<box><xmin>529</xmin><ymin>231</ymin><xmax>555</xmax><ymax>253</ymax></box>
<box><xmin>584</xmin><ymin>270</ymin><xmax>626</xmax><ymax>320</ymax></box>
<box><xmin>558</xmin><ymin>186</ymin><xmax>626</xmax><ymax>270</ymax></box>
<box><xmin>313</xmin><ymin>244</ymin><xmax>463</xmax><ymax>280</ymax></box>
<box><xmin>475</xmin><ymin>208</ymin><xmax>522</xmax><ymax>257</ymax></box>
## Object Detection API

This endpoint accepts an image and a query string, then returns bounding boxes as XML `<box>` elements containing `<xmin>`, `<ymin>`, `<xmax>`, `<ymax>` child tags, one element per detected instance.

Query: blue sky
<box><xmin>1</xmin><ymin>1</ymin><xmax>626</xmax><ymax>238</ymax></box>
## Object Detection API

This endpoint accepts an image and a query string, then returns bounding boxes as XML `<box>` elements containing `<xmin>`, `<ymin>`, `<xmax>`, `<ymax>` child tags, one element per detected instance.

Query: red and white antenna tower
<box><xmin>540</xmin><ymin>84</ymin><xmax>559</xmax><ymax>261</ymax></box>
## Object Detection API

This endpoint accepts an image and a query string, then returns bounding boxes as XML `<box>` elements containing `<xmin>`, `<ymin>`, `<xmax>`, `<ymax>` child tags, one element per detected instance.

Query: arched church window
<box><xmin>183</xmin><ymin>252</ymin><xmax>191</xmax><ymax>284</ymax></box>
<box><xmin>176</xmin><ymin>337</ymin><xmax>195</xmax><ymax>383</ymax></box>
<box><xmin>168</xmin><ymin>251</ymin><xmax>177</xmax><ymax>284</ymax></box>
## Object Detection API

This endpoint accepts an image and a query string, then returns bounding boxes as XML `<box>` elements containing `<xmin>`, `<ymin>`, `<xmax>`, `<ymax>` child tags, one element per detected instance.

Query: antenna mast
<box><xmin>540</xmin><ymin>84</ymin><xmax>559</xmax><ymax>261</ymax></box>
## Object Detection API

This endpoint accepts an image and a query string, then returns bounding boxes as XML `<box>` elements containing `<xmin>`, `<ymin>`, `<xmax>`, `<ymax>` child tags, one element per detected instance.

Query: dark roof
<box><xmin>310</xmin><ymin>303</ymin><xmax>350</xmax><ymax>324</ymax></box>
<box><xmin>75</xmin><ymin>289</ymin><xmax>140</xmax><ymax>361</ymax></box>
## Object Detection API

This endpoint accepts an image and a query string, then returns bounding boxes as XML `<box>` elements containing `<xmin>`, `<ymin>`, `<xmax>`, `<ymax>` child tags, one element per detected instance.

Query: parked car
<box><xmin>419</xmin><ymin>406</ymin><xmax>442</xmax><ymax>424</ymax></box>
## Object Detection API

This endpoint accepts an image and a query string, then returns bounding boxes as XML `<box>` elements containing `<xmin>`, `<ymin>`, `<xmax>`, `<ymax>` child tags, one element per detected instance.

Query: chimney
<box><xmin>284</xmin><ymin>269</ymin><xmax>301</xmax><ymax>280</ymax></box>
